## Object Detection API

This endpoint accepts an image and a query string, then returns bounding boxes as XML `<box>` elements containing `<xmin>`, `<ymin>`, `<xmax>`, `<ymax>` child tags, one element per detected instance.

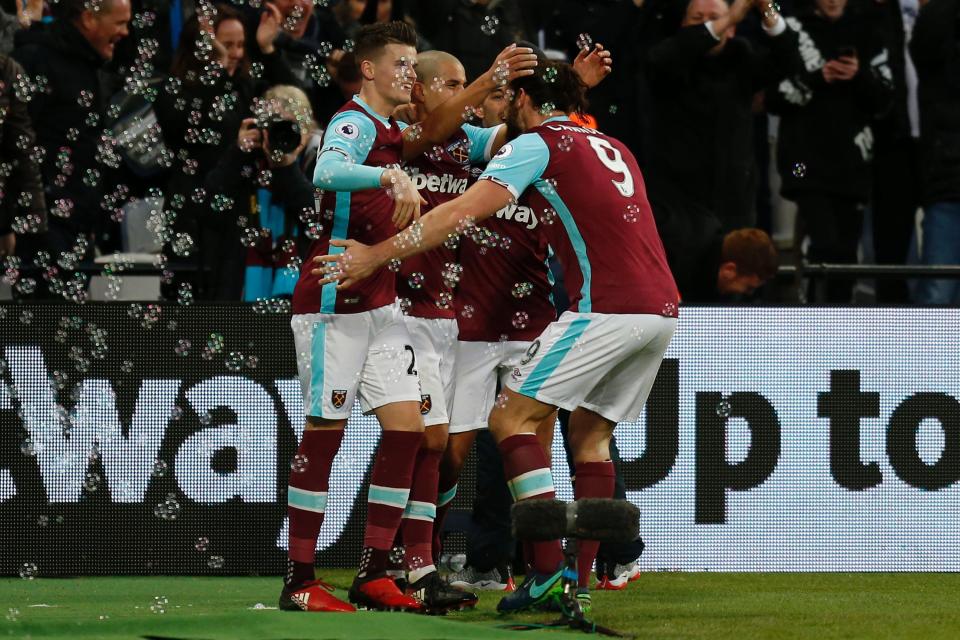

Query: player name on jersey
<box><xmin>480</xmin><ymin>116</ymin><xmax>679</xmax><ymax>317</ymax></box>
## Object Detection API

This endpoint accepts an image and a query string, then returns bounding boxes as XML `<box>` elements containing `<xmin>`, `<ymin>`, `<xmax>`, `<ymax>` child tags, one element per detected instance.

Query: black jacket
<box><xmin>769</xmin><ymin>10</ymin><xmax>894</xmax><ymax>200</ymax></box>
<box><xmin>199</xmin><ymin>145</ymin><xmax>315</xmax><ymax>300</ymax></box>
<box><xmin>910</xmin><ymin>0</ymin><xmax>960</xmax><ymax>204</ymax></box>
<box><xmin>645</xmin><ymin>22</ymin><xmax>800</xmax><ymax>230</ymax></box>
<box><xmin>0</xmin><ymin>54</ymin><xmax>46</xmax><ymax>236</ymax></box>
<box><xmin>409</xmin><ymin>0</ymin><xmax>526</xmax><ymax>82</ymax></box>
<box><xmin>12</xmin><ymin>20</ymin><xmax>115</xmax><ymax>233</ymax></box>
<box><xmin>858</xmin><ymin>0</ymin><xmax>915</xmax><ymax>145</ymax></box>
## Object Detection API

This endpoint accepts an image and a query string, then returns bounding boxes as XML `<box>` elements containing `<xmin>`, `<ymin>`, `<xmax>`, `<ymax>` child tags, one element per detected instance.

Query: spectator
<box><xmin>155</xmin><ymin>9</ymin><xmax>252</xmax><ymax>299</ymax></box>
<box><xmin>202</xmin><ymin>85</ymin><xmax>315</xmax><ymax>300</ymax></box>
<box><xmin>12</xmin><ymin>0</ymin><xmax>132</xmax><ymax>292</ymax></box>
<box><xmin>331</xmin><ymin>0</ymin><xmax>365</xmax><ymax>38</ymax></box>
<box><xmin>0</xmin><ymin>53</ymin><xmax>45</xmax><ymax>259</ymax></box>
<box><xmin>644</xmin><ymin>0</ymin><xmax>799</xmax><ymax>237</ymax></box>
<box><xmin>863</xmin><ymin>0</ymin><xmax>923</xmax><ymax>303</ymax></box>
<box><xmin>249</xmin><ymin>84</ymin><xmax>319</xmax><ymax>300</ymax></box>
<box><xmin>154</xmin><ymin>5</ymin><xmax>288</xmax><ymax>300</ymax></box>
<box><xmin>769</xmin><ymin>0</ymin><xmax>893</xmax><ymax>303</ymax></box>
<box><xmin>910</xmin><ymin>0</ymin><xmax>960</xmax><ymax>304</ymax></box>
<box><xmin>536</xmin><ymin>0</ymin><xmax>650</xmax><ymax>165</ymax></box>
<box><xmin>244</xmin><ymin>0</ymin><xmax>354</xmax><ymax>126</ymax></box>
<box><xmin>1</xmin><ymin>0</ymin><xmax>44</xmax><ymax>54</ymax></box>
<box><xmin>656</xmin><ymin>186</ymin><xmax>779</xmax><ymax>302</ymax></box>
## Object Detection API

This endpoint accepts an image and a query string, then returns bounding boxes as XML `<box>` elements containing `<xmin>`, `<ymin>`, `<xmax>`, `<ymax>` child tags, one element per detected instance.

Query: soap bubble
<box><xmin>511</xmin><ymin>281</ymin><xmax>533</xmax><ymax>299</ymax></box>
<box><xmin>290</xmin><ymin>454</ymin><xmax>308</xmax><ymax>473</ymax></box>
<box><xmin>151</xmin><ymin>459</ymin><xmax>168</xmax><ymax>478</ymax></box>
<box><xmin>480</xmin><ymin>14</ymin><xmax>499</xmax><ymax>36</ymax></box>
<box><xmin>150</xmin><ymin>596</ymin><xmax>167</xmax><ymax>614</ymax></box>
<box><xmin>716</xmin><ymin>399</ymin><xmax>732</xmax><ymax>418</ymax></box>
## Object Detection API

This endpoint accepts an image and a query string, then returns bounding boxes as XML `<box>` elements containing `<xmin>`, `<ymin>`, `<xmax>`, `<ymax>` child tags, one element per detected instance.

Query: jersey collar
<box><xmin>352</xmin><ymin>94</ymin><xmax>393</xmax><ymax>127</ymax></box>
<box><xmin>543</xmin><ymin>116</ymin><xmax>572</xmax><ymax>124</ymax></box>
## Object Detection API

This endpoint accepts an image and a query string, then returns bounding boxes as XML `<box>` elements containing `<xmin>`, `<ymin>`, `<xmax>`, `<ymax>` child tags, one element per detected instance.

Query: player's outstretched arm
<box><xmin>314</xmin><ymin>154</ymin><xmax>425</xmax><ymax>229</ymax></box>
<box><xmin>312</xmin><ymin>180</ymin><xmax>514</xmax><ymax>289</ymax></box>
<box><xmin>401</xmin><ymin>44</ymin><xmax>538</xmax><ymax>161</ymax></box>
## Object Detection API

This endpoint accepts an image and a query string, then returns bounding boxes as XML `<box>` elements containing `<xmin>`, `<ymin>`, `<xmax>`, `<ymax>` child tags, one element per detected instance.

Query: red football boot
<box><xmin>279</xmin><ymin>579</ymin><xmax>356</xmax><ymax>612</ymax></box>
<box><xmin>349</xmin><ymin>576</ymin><xmax>423</xmax><ymax>612</ymax></box>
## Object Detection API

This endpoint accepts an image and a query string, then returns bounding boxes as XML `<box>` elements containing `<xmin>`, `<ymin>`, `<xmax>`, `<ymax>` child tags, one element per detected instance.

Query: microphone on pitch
<box><xmin>511</xmin><ymin>498</ymin><xmax>640</xmax><ymax>543</ymax></box>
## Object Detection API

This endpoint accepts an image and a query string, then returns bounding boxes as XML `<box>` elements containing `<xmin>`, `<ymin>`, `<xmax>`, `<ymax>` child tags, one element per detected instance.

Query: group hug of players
<box><xmin>279</xmin><ymin>19</ymin><xmax>679</xmax><ymax>615</ymax></box>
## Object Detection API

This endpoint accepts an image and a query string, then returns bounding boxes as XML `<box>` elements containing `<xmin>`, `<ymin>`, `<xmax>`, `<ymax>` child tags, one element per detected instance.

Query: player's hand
<box><xmin>382</xmin><ymin>167</ymin><xmax>426</xmax><ymax>229</ymax></box>
<box><xmin>574</xmin><ymin>43</ymin><xmax>613</xmax><ymax>89</ymax></box>
<box><xmin>393</xmin><ymin>103</ymin><xmax>421</xmax><ymax>125</ymax></box>
<box><xmin>486</xmin><ymin>44</ymin><xmax>538</xmax><ymax>89</ymax></box>
<box><xmin>256</xmin><ymin>2</ymin><xmax>283</xmax><ymax>55</ymax></box>
<box><xmin>311</xmin><ymin>239</ymin><xmax>379</xmax><ymax>289</ymax></box>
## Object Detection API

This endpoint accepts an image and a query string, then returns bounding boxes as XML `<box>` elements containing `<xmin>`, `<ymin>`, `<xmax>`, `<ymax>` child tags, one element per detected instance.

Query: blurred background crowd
<box><xmin>0</xmin><ymin>0</ymin><xmax>957</xmax><ymax>306</ymax></box>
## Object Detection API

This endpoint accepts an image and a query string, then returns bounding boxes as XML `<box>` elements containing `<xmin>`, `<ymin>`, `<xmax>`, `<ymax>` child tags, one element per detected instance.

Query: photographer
<box><xmin>201</xmin><ymin>85</ymin><xmax>316</xmax><ymax>300</ymax></box>
<box><xmin>769</xmin><ymin>0</ymin><xmax>893</xmax><ymax>302</ymax></box>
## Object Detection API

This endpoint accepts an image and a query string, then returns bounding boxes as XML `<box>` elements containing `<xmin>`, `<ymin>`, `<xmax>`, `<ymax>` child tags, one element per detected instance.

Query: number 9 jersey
<box><xmin>479</xmin><ymin>116</ymin><xmax>679</xmax><ymax>317</ymax></box>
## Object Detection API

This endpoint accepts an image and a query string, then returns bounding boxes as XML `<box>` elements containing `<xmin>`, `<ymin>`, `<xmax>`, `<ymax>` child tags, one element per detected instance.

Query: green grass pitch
<box><xmin>2</xmin><ymin>571</ymin><xmax>960</xmax><ymax>639</ymax></box>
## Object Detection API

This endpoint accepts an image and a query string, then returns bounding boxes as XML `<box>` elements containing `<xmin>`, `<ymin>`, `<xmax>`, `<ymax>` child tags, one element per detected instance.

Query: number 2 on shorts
<box><xmin>404</xmin><ymin>344</ymin><xmax>418</xmax><ymax>376</ymax></box>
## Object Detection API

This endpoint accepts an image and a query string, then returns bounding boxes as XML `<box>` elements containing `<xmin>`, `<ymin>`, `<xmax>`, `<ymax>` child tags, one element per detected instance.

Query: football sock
<box><xmin>402</xmin><ymin>446</ymin><xmax>442</xmax><ymax>581</ymax></box>
<box><xmin>573</xmin><ymin>461</ymin><xmax>616</xmax><ymax>588</ymax></box>
<box><xmin>433</xmin><ymin>476</ymin><xmax>458</xmax><ymax>564</ymax></box>
<box><xmin>285</xmin><ymin>428</ymin><xmax>344</xmax><ymax>588</ymax></box>
<box><xmin>358</xmin><ymin>430</ymin><xmax>422</xmax><ymax>579</ymax></box>
<box><xmin>499</xmin><ymin>433</ymin><xmax>564</xmax><ymax>575</ymax></box>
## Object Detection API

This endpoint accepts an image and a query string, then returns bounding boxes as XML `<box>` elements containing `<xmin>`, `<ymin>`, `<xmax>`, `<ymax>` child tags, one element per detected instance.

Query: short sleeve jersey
<box><xmin>396</xmin><ymin>124</ymin><xmax>499</xmax><ymax>320</ymax></box>
<box><xmin>292</xmin><ymin>97</ymin><xmax>404</xmax><ymax>315</ymax></box>
<box><xmin>479</xmin><ymin>117</ymin><xmax>679</xmax><ymax>316</ymax></box>
<box><xmin>454</xmin><ymin>198</ymin><xmax>557</xmax><ymax>342</ymax></box>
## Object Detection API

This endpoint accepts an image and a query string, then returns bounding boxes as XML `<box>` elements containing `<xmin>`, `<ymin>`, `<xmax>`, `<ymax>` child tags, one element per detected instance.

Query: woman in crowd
<box><xmin>154</xmin><ymin>3</ymin><xmax>286</xmax><ymax>300</ymax></box>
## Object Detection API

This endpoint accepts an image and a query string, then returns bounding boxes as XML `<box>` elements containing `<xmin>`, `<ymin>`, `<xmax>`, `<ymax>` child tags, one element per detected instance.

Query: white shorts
<box><xmin>507</xmin><ymin>311</ymin><xmax>676</xmax><ymax>423</ymax></box>
<box><xmin>405</xmin><ymin>316</ymin><xmax>458</xmax><ymax>427</ymax></box>
<box><xmin>449</xmin><ymin>339</ymin><xmax>535</xmax><ymax>434</ymax></box>
<box><xmin>291</xmin><ymin>303</ymin><xmax>422</xmax><ymax>420</ymax></box>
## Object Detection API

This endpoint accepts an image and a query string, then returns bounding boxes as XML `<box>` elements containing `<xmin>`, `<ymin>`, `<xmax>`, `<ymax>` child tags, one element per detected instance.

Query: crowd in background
<box><xmin>0</xmin><ymin>0</ymin><xmax>957</xmax><ymax>305</ymax></box>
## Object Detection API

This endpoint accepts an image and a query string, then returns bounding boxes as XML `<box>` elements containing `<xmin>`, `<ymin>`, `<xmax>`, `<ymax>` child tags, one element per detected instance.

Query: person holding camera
<box><xmin>201</xmin><ymin>85</ymin><xmax>316</xmax><ymax>300</ymax></box>
<box><xmin>768</xmin><ymin>0</ymin><xmax>893</xmax><ymax>302</ymax></box>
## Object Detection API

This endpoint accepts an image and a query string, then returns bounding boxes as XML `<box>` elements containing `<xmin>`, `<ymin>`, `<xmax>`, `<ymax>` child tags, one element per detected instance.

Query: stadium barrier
<box><xmin>2</xmin><ymin>303</ymin><xmax>959</xmax><ymax>575</ymax></box>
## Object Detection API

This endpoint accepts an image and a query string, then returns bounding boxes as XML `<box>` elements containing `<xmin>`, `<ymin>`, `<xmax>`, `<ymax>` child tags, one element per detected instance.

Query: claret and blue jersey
<box><xmin>292</xmin><ymin>96</ymin><xmax>408</xmax><ymax>315</ymax></box>
<box><xmin>479</xmin><ymin>116</ymin><xmax>679</xmax><ymax>317</ymax></box>
<box><xmin>397</xmin><ymin>122</ymin><xmax>501</xmax><ymax>320</ymax></box>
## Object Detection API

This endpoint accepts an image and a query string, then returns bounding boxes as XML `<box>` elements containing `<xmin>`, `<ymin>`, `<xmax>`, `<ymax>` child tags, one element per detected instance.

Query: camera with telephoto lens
<box><xmin>259</xmin><ymin>117</ymin><xmax>302</xmax><ymax>155</ymax></box>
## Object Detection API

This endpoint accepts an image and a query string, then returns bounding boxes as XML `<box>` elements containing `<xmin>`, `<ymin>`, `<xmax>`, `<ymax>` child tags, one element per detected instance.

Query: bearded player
<box><xmin>280</xmin><ymin>21</ymin><xmax>536</xmax><ymax>613</ymax></box>
<box><xmin>312</xmin><ymin>60</ymin><xmax>678</xmax><ymax>614</ymax></box>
